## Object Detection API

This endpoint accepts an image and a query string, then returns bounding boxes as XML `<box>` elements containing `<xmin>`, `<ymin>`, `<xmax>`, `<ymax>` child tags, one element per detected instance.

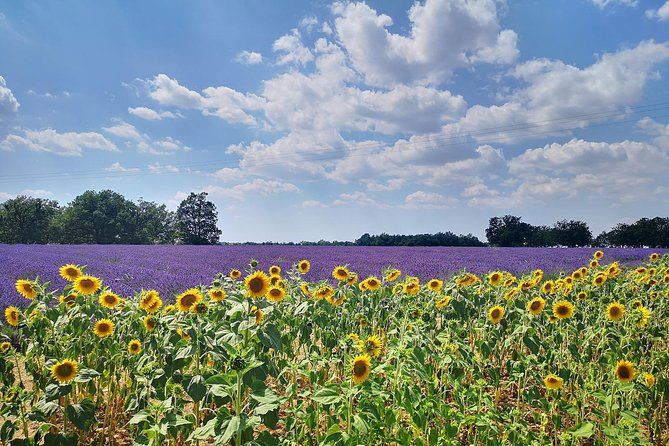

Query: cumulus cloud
<box><xmin>273</xmin><ymin>29</ymin><xmax>314</xmax><ymax>66</ymax></box>
<box><xmin>1</xmin><ymin>128</ymin><xmax>118</xmax><ymax>156</ymax></box>
<box><xmin>103</xmin><ymin>121</ymin><xmax>191</xmax><ymax>155</ymax></box>
<box><xmin>128</xmin><ymin>106</ymin><xmax>178</xmax><ymax>120</ymax></box>
<box><xmin>0</xmin><ymin>189</ymin><xmax>53</xmax><ymax>201</ymax></box>
<box><xmin>589</xmin><ymin>0</ymin><xmax>637</xmax><ymax>8</ymax></box>
<box><xmin>235</xmin><ymin>50</ymin><xmax>263</xmax><ymax>65</ymax></box>
<box><xmin>204</xmin><ymin>179</ymin><xmax>299</xmax><ymax>201</ymax></box>
<box><xmin>0</xmin><ymin>76</ymin><xmax>20</xmax><ymax>121</ymax></box>
<box><xmin>302</xmin><ymin>199</ymin><xmax>328</xmax><ymax>208</ymax></box>
<box><xmin>646</xmin><ymin>1</ymin><xmax>669</xmax><ymax>21</ymax></box>
<box><xmin>403</xmin><ymin>191</ymin><xmax>458</xmax><ymax>209</ymax></box>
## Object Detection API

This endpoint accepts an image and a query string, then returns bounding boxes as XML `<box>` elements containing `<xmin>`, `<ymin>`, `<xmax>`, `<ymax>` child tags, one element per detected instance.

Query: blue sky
<box><xmin>1</xmin><ymin>0</ymin><xmax>669</xmax><ymax>242</ymax></box>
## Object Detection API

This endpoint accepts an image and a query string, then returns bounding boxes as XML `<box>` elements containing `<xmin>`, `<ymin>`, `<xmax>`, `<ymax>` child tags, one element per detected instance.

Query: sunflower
<box><xmin>244</xmin><ymin>271</ymin><xmax>270</xmax><ymax>298</ymax></box>
<box><xmin>250</xmin><ymin>306</ymin><xmax>264</xmax><ymax>324</ymax></box>
<box><xmin>59</xmin><ymin>293</ymin><xmax>78</xmax><ymax>306</ymax></box>
<box><xmin>4</xmin><ymin>306</ymin><xmax>19</xmax><ymax>326</ymax></box>
<box><xmin>527</xmin><ymin>297</ymin><xmax>545</xmax><ymax>315</ymax></box>
<box><xmin>606</xmin><ymin>302</ymin><xmax>625</xmax><ymax>322</ymax></box>
<box><xmin>15</xmin><ymin>279</ymin><xmax>37</xmax><ymax>299</ymax></box>
<box><xmin>300</xmin><ymin>283</ymin><xmax>311</xmax><ymax>295</ymax></box>
<box><xmin>229</xmin><ymin>269</ymin><xmax>242</xmax><ymax>280</ymax></box>
<box><xmin>589</xmin><ymin>259</ymin><xmax>599</xmax><ymax>268</ymax></box>
<box><xmin>427</xmin><ymin>279</ymin><xmax>443</xmax><ymax>292</ymax></box>
<box><xmin>631</xmin><ymin>299</ymin><xmax>643</xmax><ymax>310</ymax></box>
<box><xmin>332</xmin><ymin>266</ymin><xmax>350</xmax><ymax>281</ymax></box>
<box><xmin>504</xmin><ymin>288</ymin><xmax>518</xmax><ymax>300</ymax></box>
<box><xmin>143</xmin><ymin>315</ymin><xmax>158</xmax><ymax>331</ymax></box>
<box><xmin>139</xmin><ymin>290</ymin><xmax>162</xmax><ymax>313</ymax></box>
<box><xmin>192</xmin><ymin>302</ymin><xmax>208</xmax><ymax>316</ymax></box>
<box><xmin>571</xmin><ymin>270</ymin><xmax>582</xmax><ymax>280</ymax></box>
<box><xmin>636</xmin><ymin>306</ymin><xmax>651</xmax><ymax>327</ymax></box>
<box><xmin>99</xmin><ymin>291</ymin><xmax>120</xmax><ymax>309</ymax></box>
<box><xmin>93</xmin><ymin>319</ymin><xmax>114</xmax><ymax>338</ymax></box>
<box><xmin>544</xmin><ymin>374</ymin><xmax>563</xmax><ymax>390</ymax></box>
<box><xmin>358</xmin><ymin>281</ymin><xmax>367</xmax><ymax>292</ymax></box>
<box><xmin>313</xmin><ymin>285</ymin><xmax>334</xmax><ymax>301</ymax></box>
<box><xmin>128</xmin><ymin>339</ymin><xmax>142</xmax><ymax>355</ymax></box>
<box><xmin>364</xmin><ymin>276</ymin><xmax>381</xmax><ymax>291</ymax></box>
<box><xmin>176</xmin><ymin>288</ymin><xmax>203</xmax><ymax>311</ymax></box>
<box><xmin>347</xmin><ymin>273</ymin><xmax>359</xmax><ymax>285</ymax></box>
<box><xmin>593</xmin><ymin>250</ymin><xmax>604</xmax><ymax>260</ymax></box>
<box><xmin>393</xmin><ymin>284</ymin><xmax>405</xmax><ymax>294</ymax></box>
<box><xmin>436</xmin><ymin>295</ymin><xmax>451</xmax><ymax>309</ymax></box>
<box><xmin>362</xmin><ymin>335</ymin><xmax>383</xmax><ymax>357</ymax></box>
<box><xmin>404</xmin><ymin>282</ymin><xmax>420</xmax><ymax>296</ymax></box>
<box><xmin>385</xmin><ymin>269</ymin><xmax>401</xmax><ymax>282</ymax></box>
<box><xmin>541</xmin><ymin>281</ymin><xmax>554</xmax><ymax>294</ymax></box>
<box><xmin>59</xmin><ymin>264</ymin><xmax>82</xmax><ymax>282</ymax></box>
<box><xmin>267</xmin><ymin>286</ymin><xmax>286</xmax><ymax>303</ymax></box>
<box><xmin>553</xmin><ymin>300</ymin><xmax>574</xmax><ymax>319</ymax></box>
<box><xmin>643</xmin><ymin>372</ymin><xmax>655</xmax><ymax>387</ymax></box>
<box><xmin>577</xmin><ymin>291</ymin><xmax>587</xmax><ymax>300</ymax></box>
<box><xmin>487</xmin><ymin>305</ymin><xmax>504</xmax><ymax>324</ymax></box>
<box><xmin>74</xmin><ymin>275</ymin><xmax>102</xmax><ymax>295</ymax></box>
<box><xmin>649</xmin><ymin>252</ymin><xmax>660</xmax><ymax>261</ymax></box>
<box><xmin>488</xmin><ymin>272</ymin><xmax>503</xmax><ymax>286</ymax></box>
<box><xmin>297</xmin><ymin>259</ymin><xmax>311</xmax><ymax>274</ymax></box>
<box><xmin>208</xmin><ymin>288</ymin><xmax>226</xmax><ymax>302</ymax></box>
<box><xmin>0</xmin><ymin>341</ymin><xmax>11</xmax><ymax>353</ymax></box>
<box><xmin>615</xmin><ymin>360</ymin><xmax>636</xmax><ymax>383</ymax></box>
<box><xmin>351</xmin><ymin>354</ymin><xmax>372</xmax><ymax>384</ymax></box>
<box><xmin>269</xmin><ymin>265</ymin><xmax>282</xmax><ymax>277</ymax></box>
<box><xmin>51</xmin><ymin>359</ymin><xmax>78</xmax><ymax>383</ymax></box>
<box><xmin>592</xmin><ymin>274</ymin><xmax>606</xmax><ymax>287</ymax></box>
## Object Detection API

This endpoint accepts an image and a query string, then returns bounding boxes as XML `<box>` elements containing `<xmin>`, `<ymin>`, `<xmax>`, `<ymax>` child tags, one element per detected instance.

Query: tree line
<box><xmin>0</xmin><ymin>190</ymin><xmax>667</xmax><ymax>247</ymax></box>
<box><xmin>0</xmin><ymin>191</ymin><xmax>221</xmax><ymax>245</ymax></box>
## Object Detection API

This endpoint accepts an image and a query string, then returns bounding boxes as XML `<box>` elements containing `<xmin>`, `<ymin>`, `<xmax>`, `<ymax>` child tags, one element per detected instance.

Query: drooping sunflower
<box><xmin>98</xmin><ymin>291</ymin><xmax>120</xmax><ymax>309</ymax></box>
<box><xmin>297</xmin><ymin>259</ymin><xmax>311</xmax><ymax>274</ymax></box>
<box><xmin>606</xmin><ymin>302</ymin><xmax>625</xmax><ymax>322</ymax></box>
<box><xmin>332</xmin><ymin>266</ymin><xmax>350</xmax><ymax>281</ymax></box>
<box><xmin>143</xmin><ymin>315</ymin><xmax>158</xmax><ymax>331</ymax></box>
<box><xmin>427</xmin><ymin>279</ymin><xmax>443</xmax><ymax>292</ymax></box>
<box><xmin>541</xmin><ymin>281</ymin><xmax>554</xmax><ymax>294</ymax></box>
<box><xmin>59</xmin><ymin>293</ymin><xmax>78</xmax><ymax>306</ymax></box>
<box><xmin>229</xmin><ymin>269</ymin><xmax>242</xmax><ymax>280</ymax></box>
<box><xmin>488</xmin><ymin>271</ymin><xmax>503</xmax><ymax>287</ymax></box>
<box><xmin>250</xmin><ymin>306</ymin><xmax>264</xmax><ymax>324</ymax></box>
<box><xmin>404</xmin><ymin>282</ymin><xmax>420</xmax><ymax>296</ymax></box>
<box><xmin>15</xmin><ymin>279</ymin><xmax>37</xmax><ymax>299</ymax></box>
<box><xmin>299</xmin><ymin>283</ymin><xmax>311</xmax><ymax>296</ymax></box>
<box><xmin>0</xmin><ymin>341</ymin><xmax>11</xmax><ymax>353</ymax></box>
<box><xmin>593</xmin><ymin>250</ymin><xmax>604</xmax><ymax>260</ymax></box>
<box><xmin>208</xmin><ymin>288</ymin><xmax>226</xmax><ymax>302</ymax></box>
<box><xmin>351</xmin><ymin>354</ymin><xmax>372</xmax><ymax>384</ymax></box>
<box><xmin>385</xmin><ymin>269</ymin><xmax>401</xmax><ymax>282</ymax></box>
<box><xmin>553</xmin><ymin>300</ymin><xmax>574</xmax><ymax>319</ymax></box>
<box><xmin>436</xmin><ymin>295</ymin><xmax>451</xmax><ymax>309</ymax></box>
<box><xmin>74</xmin><ymin>275</ymin><xmax>102</xmax><ymax>295</ymax></box>
<box><xmin>59</xmin><ymin>264</ymin><xmax>82</xmax><ymax>282</ymax></box>
<box><xmin>163</xmin><ymin>304</ymin><xmax>175</xmax><ymax>313</ymax></box>
<box><xmin>527</xmin><ymin>297</ymin><xmax>545</xmax><ymax>315</ymax></box>
<box><xmin>244</xmin><ymin>271</ymin><xmax>270</xmax><ymax>298</ymax></box>
<box><xmin>4</xmin><ymin>306</ymin><xmax>20</xmax><ymax>326</ymax></box>
<box><xmin>267</xmin><ymin>286</ymin><xmax>286</xmax><ymax>303</ymax></box>
<box><xmin>615</xmin><ymin>360</ymin><xmax>636</xmax><ymax>383</ymax></box>
<box><xmin>544</xmin><ymin>374</ymin><xmax>563</xmax><ymax>390</ymax></box>
<box><xmin>313</xmin><ymin>285</ymin><xmax>335</xmax><ymax>301</ymax></box>
<box><xmin>347</xmin><ymin>272</ymin><xmax>359</xmax><ymax>285</ymax></box>
<box><xmin>635</xmin><ymin>306</ymin><xmax>651</xmax><ymax>327</ymax></box>
<box><xmin>139</xmin><ymin>290</ymin><xmax>162</xmax><ymax>313</ymax></box>
<box><xmin>643</xmin><ymin>372</ymin><xmax>655</xmax><ymax>387</ymax></box>
<box><xmin>176</xmin><ymin>288</ymin><xmax>203</xmax><ymax>312</ymax></box>
<box><xmin>362</xmin><ymin>335</ymin><xmax>383</xmax><ymax>357</ymax></box>
<box><xmin>192</xmin><ymin>302</ymin><xmax>208</xmax><ymax>316</ymax></box>
<box><xmin>504</xmin><ymin>288</ymin><xmax>518</xmax><ymax>300</ymax></box>
<box><xmin>51</xmin><ymin>359</ymin><xmax>78</xmax><ymax>383</ymax></box>
<box><xmin>128</xmin><ymin>339</ymin><xmax>142</xmax><ymax>355</ymax></box>
<box><xmin>364</xmin><ymin>276</ymin><xmax>381</xmax><ymax>291</ymax></box>
<box><xmin>487</xmin><ymin>305</ymin><xmax>505</xmax><ymax>324</ymax></box>
<box><xmin>93</xmin><ymin>319</ymin><xmax>114</xmax><ymax>338</ymax></box>
<box><xmin>268</xmin><ymin>265</ymin><xmax>282</xmax><ymax>277</ymax></box>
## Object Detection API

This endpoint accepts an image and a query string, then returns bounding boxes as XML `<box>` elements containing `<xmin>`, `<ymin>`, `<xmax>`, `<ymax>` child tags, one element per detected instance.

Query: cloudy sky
<box><xmin>1</xmin><ymin>0</ymin><xmax>669</xmax><ymax>242</ymax></box>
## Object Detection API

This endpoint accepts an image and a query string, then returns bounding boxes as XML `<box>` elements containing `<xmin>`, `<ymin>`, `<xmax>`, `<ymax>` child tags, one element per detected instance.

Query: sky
<box><xmin>1</xmin><ymin>0</ymin><xmax>669</xmax><ymax>242</ymax></box>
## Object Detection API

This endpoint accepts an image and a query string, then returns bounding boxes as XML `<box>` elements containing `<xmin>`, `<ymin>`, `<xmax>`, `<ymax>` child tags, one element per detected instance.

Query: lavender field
<box><xmin>0</xmin><ymin>244</ymin><xmax>665</xmax><ymax>309</ymax></box>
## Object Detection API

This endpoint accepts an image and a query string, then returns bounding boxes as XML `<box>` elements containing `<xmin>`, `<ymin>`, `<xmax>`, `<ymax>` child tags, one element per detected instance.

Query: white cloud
<box><xmin>105</xmin><ymin>162</ymin><xmax>140</xmax><ymax>173</ymax></box>
<box><xmin>333</xmin><ymin>191</ymin><xmax>389</xmax><ymax>207</ymax></box>
<box><xmin>302</xmin><ymin>199</ymin><xmax>328</xmax><ymax>208</ymax></box>
<box><xmin>0</xmin><ymin>75</ymin><xmax>20</xmax><ymax>120</ymax></box>
<box><xmin>299</xmin><ymin>16</ymin><xmax>319</xmax><ymax>32</ymax></box>
<box><xmin>638</xmin><ymin>117</ymin><xmax>669</xmax><ymax>149</ymax></box>
<box><xmin>128</xmin><ymin>106</ymin><xmax>178</xmax><ymax>120</ymax></box>
<box><xmin>211</xmin><ymin>167</ymin><xmax>247</xmax><ymax>182</ymax></box>
<box><xmin>1</xmin><ymin>128</ymin><xmax>118</xmax><ymax>156</ymax></box>
<box><xmin>235</xmin><ymin>50</ymin><xmax>263</xmax><ymax>65</ymax></box>
<box><xmin>273</xmin><ymin>29</ymin><xmax>314</xmax><ymax>66</ymax></box>
<box><xmin>147</xmin><ymin>162</ymin><xmax>179</xmax><ymax>173</ymax></box>
<box><xmin>590</xmin><ymin>0</ymin><xmax>636</xmax><ymax>8</ymax></box>
<box><xmin>204</xmin><ymin>179</ymin><xmax>299</xmax><ymax>201</ymax></box>
<box><xmin>0</xmin><ymin>189</ymin><xmax>53</xmax><ymax>201</ymax></box>
<box><xmin>363</xmin><ymin>178</ymin><xmax>406</xmax><ymax>191</ymax></box>
<box><xmin>403</xmin><ymin>190</ymin><xmax>458</xmax><ymax>209</ymax></box>
<box><xmin>646</xmin><ymin>1</ymin><xmax>669</xmax><ymax>21</ymax></box>
<box><xmin>332</xmin><ymin>0</ymin><xmax>518</xmax><ymax>87</ymax></box>
<box><xmin>27</xmin><ymin>90</ymin><xmax>71</xmax><ymax>99</ymax></box>
<box><xmin>103</xmin><ymin>121</ymin><xmax>191</xmax><ymax>155</ymax></box>
<box><xmin>103</xmin><ymin>122</ymin><xmax>142</xmax><ymax>140</ymax></box>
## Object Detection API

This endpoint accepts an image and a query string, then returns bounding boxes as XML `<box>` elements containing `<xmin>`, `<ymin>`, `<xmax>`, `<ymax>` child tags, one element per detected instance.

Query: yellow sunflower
<box><xmin>164</xmin><ymin>304</ymin><xmax>175</xmax><ymax>313</ymax></box>
<box><xmin>250</xmin><ymin>306</ymin><xmax>264</xmax><ymax>324</ymax></box>
<box><xmin>553</xmin><ymin>300</ymin><xmax>574</xmax><ymax>319</ymax></box>
<box><xmin>351</xmin><ymin>354</ymin><xmax>372</xmax><ymax>384</ymax></box>
<box><xmin>544</xmin><ymin>374</ymin><xmax>563</xmax><ymax>390</ymax></box>
<box><xmin>4</xmin><ymin>306</ymin><xmax>20</xmax><ymax>326</ymax></box>
<box><xmin>297</xmin><ymin>259</ymin><xmax>311</xmax><ymax>274</ymax></box>
<box><xmin>487</xmin><ymin>305</ymin><xmax>504</xmax><ymax>323</ymax></box>
<box><xmin>649</xmin><ymin>252</ymin><xmax>660</xmax><ymax>261</ymax></box>
<box><xmin>332</xmin><ymin>266</ymin><xmax>350</xmax><ymax>281</ymax></box>
<box><xmin>577</xmin><ymin>291</ymin><xmax>587</xmax><ymax>300</ymax></box>
<box><xmin>208</xmin><ymin>288</ymin><xmax>226</xmax><ymax>302</ymax></box>
<box><xmin>589</xmin><ymin>259</ymin><xmax>599</xmax><ymax>269</ymax></box>
<box><xmin>0</xmin><ymin>341</ymin><xmax>11</xmax><ymax>353</ymax></box>
<box><xmin>488</xmin><ymin>271</ymin><xmax>503</xmax><ymax>286</ymax></box>
<box><xmin>15</xmin><ymin>279</ymin><xmax>37</xmax><ymax>299</ymax></box>
<box><xmin>427</xmin><ymin>279</ymin><xmax>443</xmax><ymax>292</ymax></box>
<box><xmin>143</xmin><ymin>315</ymin><xmax>158</xmax><ymax>331</ymax></box>
<box><xmin>362</xmin><ymin>335</ymin><xmax>383</xmax><ymax>357</ymax></box>
<box><xmin>385</xmin><ymin>269</ymin><xmax>401</xmax><ymax>282</ymax></box>
<box><xmin>244</xmin><ymin>271</ymin><xmax>270</xmax><ymax>298</ymax></box>
<box><xmin>176</xmin><ymin>288</ymin><xmax>203</xmax><ymax>311</ymax></box>
<box><xmin>59</xmin><ymin>293</ymin><xmax>78</xmax><ymax>307</ymax></box>
<box><xmin>313</xmin><ymin>285</ymin><xmax>335</xmax><ymax>301</ymax></box>
<box><xmin>268</xmin><ymin>265</ymin><xmax>281</xmax><ymax>277</ymax></box>
<box><xmin>128</xmin><ymin>339</ymin><xmax>142</xmax><ymax>355</ymax></box>
<box><xmin>636</xmin><ymin>306</ymin><xmax>651</xmax><ymax>327</ymax></box>
<box><xmin>93</xmin><ymin>319</ymin><xmax>114</xmax><ymax>338</ymax></box>
<box><xmin>606</xmin><ymin>302</ymin><xmax>625</xmax><ymax>322</ymax></box>
<box><xmin>300</xmin><ymin>283</ymin><xmax>311</xmax><ymax>295</ymax></box>
<box><xmin>347</xmin><ymin>273</ymin><xmax>359</xmax><ymax>285</ymax></box>
<box><xmin>404</xmin><ymin>282</ymin><xmax>420</xmax><ymax>296</ymax></box>
<box><xmin>436</xmin><ymin>295</ymin><xmax>451</xmax><ymax>309</ymax></box>
<box><xmin>139</xmin><ymin>290</ymin><xmax>162</xmax><ymax>313</ymax></box>
<box><xmin>364</xmin><ymin>276</ymin><xmax>381</xmax><ymax>291</ymax></box>
<box><xmin>51</xmin><ymin>359</ymin><xmax>78</xmax><ymax>383</ymax></box>
<box><xmin>527</xmin><ymin>297</ymin><xmax>545</xmax><ymax>315</ymax></box>
<box><xmin>615</xmin><ymin>360</ymin><xmax>636</xmax><ymax>383</ymax></box>
<box><xmin>229</xmin><ymin>269</ymin><xmax>242</xmax><ymax>280</ymax></box>
<box><xmin>541</xmin><ymin>281</ymin><xmax>554</xmax><ymax>294</ymax></box>
<box><xmin>643</xmin><ymin>372</ymin><xmax>655</xmax><ymax>387</ymax></box>
<box><xmin>593</xmin><ymin>250</ymin><xmax>604</xmax><ymax>260</ymax></box>
<box><xmin>74</xmin><ymin>275</ymin><xmax>102</xmax><ymax>295</ymax></box>
<box><xmin>98</xmin><ymin>291</ymin><xmax>120</xmax><ymax>309</ymax></box>
<box><xmin>266</xmin><ymin>286</ymin><xmax>286</xmax><ymax>303</ymax></box>
<box><xmin>59</xmin><ymin>264</ymin><xmax>82</xmax><ymax>282</ymax></box>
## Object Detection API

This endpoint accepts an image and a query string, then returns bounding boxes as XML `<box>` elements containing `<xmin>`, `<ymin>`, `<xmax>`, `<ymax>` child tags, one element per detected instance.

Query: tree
<box><xmin>551</xmin><ymin>220</ymin><xmax>592</xmax><ymax>247</ymax></box>
<box><xmin>485</xmin><ymin>215</ymin><xmax>535</xmax><ymax>247</ymax></box>
<box><xmin>176</xmin><ymin>192</ymin><xmax>221</xmax><ymax>245</ymax></box>
<box><xmin>58</xmin><ymin>190</ymin><xmax>141</xmax><ymax>244</ymax></box>
<box><xmin>136</xmin><ymin>199</ymin><xmax>177</xmax><ymax>244</ymax></box>
<box><xmin>0</xmin><ymin>196</ymin><xmax>61</xmax><ymax>243</ymax></box>
<box><xmin>598</xmin><ymin>217</ymin><xmax>669</xmax><ymax>247</ymax></box>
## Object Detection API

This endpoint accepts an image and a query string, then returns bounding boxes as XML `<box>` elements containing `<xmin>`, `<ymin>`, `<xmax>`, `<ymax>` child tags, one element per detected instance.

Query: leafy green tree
<box><xmin>176</xmin><ymin>192</ymin><xmax>221</xmax><ymax>245</ymax></box>
<box><xmin>551</xmin><ymin>220</ymin><xmax>592</xmax><ymax>247</ymax></box>
<box><xmin>485</xmin><ymin>215</ymin><xmax>535</xmax><ymax>246</ymax></box>
<box><xmin>0</xmin><ymin>196</ymin><xmax>61</xmax><ymax>243</ymax></box>
<box><xmin>136</xmin><ymin>199</ymin><xmax>177</xmax><ymax>244</ymax></box>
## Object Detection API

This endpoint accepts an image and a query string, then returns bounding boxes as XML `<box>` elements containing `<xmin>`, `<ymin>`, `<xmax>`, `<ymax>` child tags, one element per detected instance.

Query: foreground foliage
<box><xmin>0</xmin><ymin>251</ymin><xmax>667</xmax><ymax>445</ymax></box>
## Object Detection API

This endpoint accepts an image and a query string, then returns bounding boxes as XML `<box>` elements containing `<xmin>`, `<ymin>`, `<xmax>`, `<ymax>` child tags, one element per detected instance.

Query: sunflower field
<box><xmin>0</xmin><ymin>251</ymin><xmax>667</xmax><ymax>445</ymax></box>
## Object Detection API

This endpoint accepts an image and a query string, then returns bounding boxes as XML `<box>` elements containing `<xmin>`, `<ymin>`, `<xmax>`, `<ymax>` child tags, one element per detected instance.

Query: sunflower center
<box><xmin>557</xmin><ymin>306</ymin><xmax>568</xmax><ymax>315</ymax></box>
<box><xmin>491</xmin><ymin>309</ymin><xmax>501</xmax><ymax>318</ymax></box>
<box><xmin>56</xmin><ymin>364</ymin><xmax>73</xmax><ymax>377</ymax></box>
<box><xmin>353</xmin><ymin>362</ymin><xmax>367</xmax><ymax>376</ymax></box>
<box><xmin>610</xmin><ymin>307</ymin><xmax>621</xmax><ymax>317</ymax></box>
<box><xmin>618</xmin><ymin>367</ymin><xmax>630</xmax><ymax>379</ymax></box>
<box><xmin>182</xmin><ymin>294</ymin><xmax>196</xmax><ymax>307</ymax></box>
<box><xmin>249</xmin><ymin>278</ymin><xmax>264</xmax><ymax>293</ymax></box>
<box><xmin>80</xmin><ymin>279</ymin><xmax>94</xmax><ymax>289</ymax></box>
<box><xmin>530</xmin><ymin>301</ymin><xmax>540</xmax><ymax>311</ymax></box>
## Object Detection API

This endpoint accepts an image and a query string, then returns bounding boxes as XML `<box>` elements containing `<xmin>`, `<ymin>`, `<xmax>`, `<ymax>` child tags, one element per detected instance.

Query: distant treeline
<box><xmin>0</xmin><ymin>190</ymin><xmax>667</xmax><ymax>247</ymax></box>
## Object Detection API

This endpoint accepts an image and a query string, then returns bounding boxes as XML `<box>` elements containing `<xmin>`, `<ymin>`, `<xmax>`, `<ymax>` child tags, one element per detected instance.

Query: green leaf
<box><xmin>187</xmin><ymin>375</ymin><xmax>207</xmax><ymax>402</ymax></box>
<box><xmin>128</xmin><ymin>409</ymin><xmax>151</xmax><ymax>425</ymax></box>
<box><xmin>522</xmin><ymin>334</ymin><xmax>540</xmax><ymax>355</ymax></box>
<box><xmin>258</xmin><ymin>324</ymin><xmax>282</xmax><ymax>352</ymax></box>
<box><xmin>65</xmin><ymin>398</ymin><xmax>96</xmax><ymax>432</ymax></box>
<box><xmin>570</xmin><ymin>422</ymin><xmax>594</xmax><ymax>438</ymax></box>
<box><xmin>189</xmin><ymin>417</ymin><xmax>216</xmax><ymax>440</ymax></box>
<box><xmin>44</xmin><ymin>432</ymin><xmax>78</xmax><ymax>446</ymax></box>
<box><xmin>45</xmin><ymin>383</ymin><xmax>71</xmax><ymax>402</ymax></box>
<box><xmin>219</xmin><ymin>415</ymin><xmax>240</xmax><ymax>445</ymax></box>
<box><xmin>74</xmin><ymin>368</ymin><xmax>100</xmax><ymax>383</ymax></box>
<box><xmin>311</xmin><ymin>387</ymin><xmax>341</xmax><ymax>405</ymax></box>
